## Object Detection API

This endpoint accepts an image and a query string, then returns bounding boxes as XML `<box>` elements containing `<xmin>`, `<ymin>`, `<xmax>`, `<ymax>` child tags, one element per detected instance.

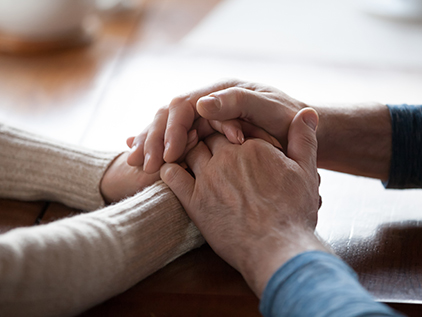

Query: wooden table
<box><xmin>1</xmin><ymin>0</ymin><xmax>422</xmax><ymax>316</ymax></box>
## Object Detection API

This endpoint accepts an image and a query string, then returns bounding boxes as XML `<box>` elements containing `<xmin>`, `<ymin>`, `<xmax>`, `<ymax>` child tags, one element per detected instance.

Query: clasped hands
<box><xmin>101</xmin><ymin>80</ymin><xmax>327</xmax><ymax>296</ymax></box>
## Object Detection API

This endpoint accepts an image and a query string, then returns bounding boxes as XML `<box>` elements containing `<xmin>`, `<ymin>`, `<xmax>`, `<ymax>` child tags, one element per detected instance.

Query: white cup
<box><xmin>0</xmin><ymin>0</ymin><xmax>96</xmax><ymax>40</ymax></box>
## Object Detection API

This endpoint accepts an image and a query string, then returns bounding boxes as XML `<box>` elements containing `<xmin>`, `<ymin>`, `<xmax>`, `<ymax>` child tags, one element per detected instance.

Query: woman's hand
<box><xmin>100</xmin><ymin>152</ymin><xmax>161</xmax><ymax>204</ymax></box>
<box><xmin>126</xmin><ymin>79</ymin><xmax>303</xmax><ymax>173</ymax></box>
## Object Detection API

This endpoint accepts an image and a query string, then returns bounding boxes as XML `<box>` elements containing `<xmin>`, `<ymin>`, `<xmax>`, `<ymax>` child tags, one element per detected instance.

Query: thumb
<box><xmin>160</xmin><ymin>163</ymin><xmax>195</xmax><ymax>208</ymax></box>
<box><xmin>286</xmin><ymin>108</ymin><xmax>319</xmax><ymax>173</ymax></box>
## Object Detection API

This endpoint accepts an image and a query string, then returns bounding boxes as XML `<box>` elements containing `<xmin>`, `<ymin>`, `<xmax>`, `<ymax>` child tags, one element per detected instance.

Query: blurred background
<box><xmin>0</xmin><ymin>0</ymin><xmax>421</xmax><ymax>151</ymax></box>
<box><xmin>2</xmin><ymin>0</ymin><xmax>422</xmax><ymax>313</ymax></box>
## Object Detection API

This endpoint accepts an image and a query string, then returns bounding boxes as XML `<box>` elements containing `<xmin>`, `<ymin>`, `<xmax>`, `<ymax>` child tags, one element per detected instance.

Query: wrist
<box><xmin>100</xmin><ymin>152</ymin><xmax>161</xmax><ymax>204</ymax></box>
<box><xmin>313</xmin><ymin>103</ymin><xmax>392</xmax><ymax>180</ymax></box>
<box><xmin>240</xmin><ymin>227</ymin><xmax>329</xmax><ymax>298</ymax></box>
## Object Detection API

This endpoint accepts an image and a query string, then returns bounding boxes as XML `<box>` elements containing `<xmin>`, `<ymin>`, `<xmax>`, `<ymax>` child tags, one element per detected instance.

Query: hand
<box><xmin>160</xmin><ymin>108</ymin><xmax>327</xmax><ymax>297</ymax></box>
<box><xmin>127</xmin><ymin>109</ymin><xmax>282</xmax><ymax>173</ymax></box>
<box><xmin>100</xmin><ymin>152</ymin><xmax>160</xmax><ymax>204</ymax></box>
<box><xmin>127</xmin><ymin>79</ymin><xmax>308</xmax><ymax>173</ymax></box>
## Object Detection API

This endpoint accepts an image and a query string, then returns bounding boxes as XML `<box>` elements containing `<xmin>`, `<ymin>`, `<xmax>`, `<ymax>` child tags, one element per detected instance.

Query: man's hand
<box><xmin>100</xmin><ymin>152</ymin><xmax>161</xmax><ymax>204</ymax></box>
<box><xmin>160</xmin><ymin>108</ymin><xmax>328</xmax><ymax>297</ymax></box>
<box><xmin>127</xmin><ymin>79</ymin><xmax>307</xmax><ymax>173</ymax></box>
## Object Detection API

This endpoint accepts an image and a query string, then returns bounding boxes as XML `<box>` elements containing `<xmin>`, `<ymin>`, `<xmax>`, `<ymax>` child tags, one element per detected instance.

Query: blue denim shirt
<box><xmin>260</xmin><ymin>252</ymin><xmax>401</xmax><ymax>317</ymax></box>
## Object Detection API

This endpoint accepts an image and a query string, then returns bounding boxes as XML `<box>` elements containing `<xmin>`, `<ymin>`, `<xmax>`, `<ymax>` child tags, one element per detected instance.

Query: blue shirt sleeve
<box><xmin>384</xmin><ymin>104</ymin><xmax>422</xmax><ymax>189</ymax></box>
<box><xmin>259</xmin><ymin>251</ymin><xmax>402</xmax><ymax>317</ymax></box>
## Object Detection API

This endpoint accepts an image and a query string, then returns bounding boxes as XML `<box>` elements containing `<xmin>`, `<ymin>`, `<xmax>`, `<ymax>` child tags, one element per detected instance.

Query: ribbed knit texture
<box><xmin>384</xmin><ymin>104</ymin><xmax>422</xmax><ymax>189</ymax></box>
<box><xmin>0</xmin><ymin>124</ymin><xmax>205</xmax><ymax>317</ymax></box>
<box><xmin>0</xmin><ymin>123</ymin><xmax>117</xmax><ymax>211</ymax></box>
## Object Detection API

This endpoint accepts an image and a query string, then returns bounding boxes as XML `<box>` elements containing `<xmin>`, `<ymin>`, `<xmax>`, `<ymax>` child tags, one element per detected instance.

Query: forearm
<box><xmin>0</xmin><ymin>181</ymin><xmax>204</xmax><ymax>317</ymax></box>
<box><xmin>314</xmin><ymin>103</ymin><xmax>392</xmax><ymax>181</ymax></box>
<box><xmin>0</xmin><ymin>123</ymin><xmax>118</xmax><ymax>211</ymax></box>
<box><xmin>242</xmin><ymin>229</ymin><xmax>329</xmax><ymax>298</ymax></box>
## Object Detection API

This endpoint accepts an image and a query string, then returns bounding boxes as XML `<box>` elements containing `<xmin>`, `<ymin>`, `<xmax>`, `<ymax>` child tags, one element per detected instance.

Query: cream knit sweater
<box><xmin>0</xmin><ymin>123</ymin><xmax>204</xmax><ymax>317</ymax></box>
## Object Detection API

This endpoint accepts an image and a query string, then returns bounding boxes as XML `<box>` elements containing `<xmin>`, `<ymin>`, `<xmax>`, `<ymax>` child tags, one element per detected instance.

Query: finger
<box><xmin>197</xmin><ymin>87</ymin><xmax>280</xmax><ymax>131</ymax></box>
<box><xmin>160</xmin><ymin>163</ymin><xmax>195</xmax><ymax>208</ymax></box>
<box><xmin>177</xmin><ymin>129</ymin><xmax>199</xmax><ymax>163</ymax></box>
<box><xmin>127</xmin><ymin>129</ymin><xmax>148</xmax><ymax>166</ymax></box>
<box><xmin>143</xmin><ymin>107</ymin><xmax>169</xmax><ymax>173</ymax></box>
<box><xmin>163</xmin><ymin>98</ymin><xmax>197</xmax><ymax>163</ymax></box>
<box><xmin>286</xmin><ymin>108</ymin><xmax>319</xmax><ymax>174</ymax></box>
<box><xmin>192</xmin><ymin>118</ymin><xmax>215</xmax><ymax>140</ymax></box>
<box><xmin>185</xmin><ymin>141</ymin><xmax>212</xmax><ymax>176</ymax></box>
<box><xmin>163</xmin><ymin>79</ymin><xmax>248</xmax><ymax>163</ymax></box>
<box><xmin>239</xmin><ymin>121</ymin><xmax>282</xmax><ymax>150</ymax></box>
<box><xmin>209</xmin><ymin>119</ymin><xmax>282</xmax><ymax>150</ymax></box>
<box><xmin>126</xmin><ymin>136</ymin><xmax>135</xmax><ymax>148</ymax></box>
<box><xmin>192</xmin><ymin>117</ymin><xmax>243</xmax><ymax>145</ymax></box>
<box><xmin>203</xmin><ymin>133</ymin><xmax>232</xmax><ymax>156</ymax></box>
<box><xmin>209</xmin><ymin>120</ymin><xmax>244</xmax><ymax>144</ymax></box>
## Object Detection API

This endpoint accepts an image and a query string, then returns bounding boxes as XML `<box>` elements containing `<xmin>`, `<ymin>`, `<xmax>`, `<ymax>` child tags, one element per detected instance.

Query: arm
<box><xmin>0</xmin><ymin>124</ymin><xmax>204</xmax><ymax>316</ymax></box>
<box><xmin>314</xmin><ymin>102</ymin><xmax>392</xmax><ymax>181</ymax></box>
<box><xmin>0</xmin><ymin>182</ymin><xmax>204</xmax><ymax>317</ymax></box>
<box><xmin>160</xmin><ymin>109</ymin><xmax>400</xmax><ymax>317</ymax></box>
<box><xmin>316</xmin><ymin>103</ymin><xmax>422</xmax><ymax>187</ymax></box>
<box><xmin>127</xmin><ymin>80</ymin><xmax>394</xmax><ymax>181</ymax></box>
<box><xmin>0</xmin><ymin>123</ymin><xmax>117</xmax><ymax>210</ymax></box>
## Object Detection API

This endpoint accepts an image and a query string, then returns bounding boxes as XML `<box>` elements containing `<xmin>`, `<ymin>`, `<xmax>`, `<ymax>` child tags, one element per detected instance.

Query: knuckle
<box><xmin>162</xmin><ymin>165</ymin><xmax>181</xmax><ymax>184</ymax></box>
<box><xmin>169</xmin><ymin>93</ymin><xmax>195</xmax><ymax>108</ymax></box>
<box><xmin>224</xmin><ymin>78</ymin><xmax>242</xmax><ymax>87</ymax></box>
<box><xmin>227</xmin><ymin>87</ymin><xmax>245</xmax><ymax>105</ymax></box>
<box><xmin>243</xmin><ymin>138</ymin><xmax>265</xmax><ymax>150</ymax></box>
<box><xmin>154</xmin><ymin>106</ymin><xmax>169</xmax><ymax>118</ymax></box>
<box><xmin>169</xmin><ymin>95</ymin><xmax>196</xmax><ymax>116</ymax></box>
<box><xmin>169</xmin><ymin>94</ymin><xmax>189</xmax><ymax>108</ymax></box>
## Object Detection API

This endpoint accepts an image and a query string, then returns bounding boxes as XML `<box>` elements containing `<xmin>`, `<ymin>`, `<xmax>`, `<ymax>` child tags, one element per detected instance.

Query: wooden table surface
<box><xmin>1</xmin><ymin>0</ymin><xmax>422</xmax><ymax>316</ymax></box>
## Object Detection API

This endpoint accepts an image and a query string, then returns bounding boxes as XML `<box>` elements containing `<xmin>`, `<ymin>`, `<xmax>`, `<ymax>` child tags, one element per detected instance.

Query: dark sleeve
<box><xmin>383</xmin><ymin>104</ymin><xmax>422</xmax><ymax>189</ymax></box>
<box><xmin>259</xmin><ymin>251</ymin><xmax>402</xmax><ymax>317</ymax></box>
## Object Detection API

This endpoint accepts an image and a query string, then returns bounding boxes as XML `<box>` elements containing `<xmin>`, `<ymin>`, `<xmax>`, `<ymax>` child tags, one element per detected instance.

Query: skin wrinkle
<box><xmin>128</xmin><ymin>80</ymin><xmax>398</xmax><ymax>311</ymax></box>
<box><xmin>190</xmin><ymin>131</ymin><xmax>321</xmax><ymax>282</ymax></box>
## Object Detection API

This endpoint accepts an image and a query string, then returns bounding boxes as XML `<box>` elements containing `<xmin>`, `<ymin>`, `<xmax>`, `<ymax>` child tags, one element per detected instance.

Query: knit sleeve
<box><xmin>384</xmin><ymin>104</ymin><xmax>422</xmax><ymax>189</ymax></box>
<box><xmin>0</xmin><ymin>181</ymin><xmax>204</xmax><ymax>317</ymax></box>
<box><xmin>0</xmin><ymin>123</ymin><xmax>119</xmax><ymax>211</ymax></box>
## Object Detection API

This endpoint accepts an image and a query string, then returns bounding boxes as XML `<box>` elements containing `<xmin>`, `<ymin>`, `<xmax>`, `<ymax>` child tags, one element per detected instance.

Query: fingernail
<box><xmin>187</xmin><ymin>130</ymin><xmax>197</xmax><ymax>144</ymax></box>
<box><xmin>200</xmin><ymin>96</ymin><xmax>221</xmax><ymax>113</ymax></box>
<box><xmin>270</xmin><ymin>136</ymin><xmax>282</xmax><ymax>149</ymax></box>
<box><xmin>237</xmin><ymin>130</ymin><xmax>245</xmax><ymax>144</ymax></box>
<box><xmin>143</xmin><ymin>153</ymin><xmax>151</xmax><ymax>171</ymax></box>
<box><xmin>163</xmin><ymin>142</ymin><xmax>170</xmax><ymax>159</ymax></box>
<box><xmin>303</xmin><ymin>111</ymin><xmax>318</xmax><ymax>131</ymax></box>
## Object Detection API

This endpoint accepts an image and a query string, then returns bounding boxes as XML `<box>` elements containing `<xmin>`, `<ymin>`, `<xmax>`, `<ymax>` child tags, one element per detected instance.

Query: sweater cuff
<box><xmin>384</xmin><ymin>104</ymin><xmax>422</xmax><ymax>189</ymax></box>
<box><xmin>0</xmin><ymin>124</ymin><xmax>119</xmax><ymax>211</ymax></box>
<box><xmin>96</xmin><ymin>180</ymin><xmax>205</xmax><ymax>288</ymax></box>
